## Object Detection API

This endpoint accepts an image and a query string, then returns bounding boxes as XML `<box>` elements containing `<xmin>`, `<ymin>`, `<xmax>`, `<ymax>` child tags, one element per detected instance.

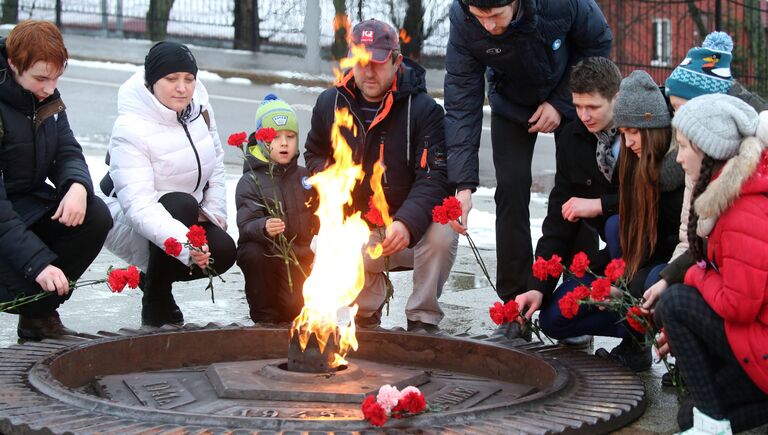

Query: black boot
<box><xmin>18</xmin><ymin>311</ymin><xmax>77</xmax><ymax>340</ymax></box>
<box><xmin>595</xmin><ymin>337</ymin><xmax>652</xmax><ymax>372</ymax></box>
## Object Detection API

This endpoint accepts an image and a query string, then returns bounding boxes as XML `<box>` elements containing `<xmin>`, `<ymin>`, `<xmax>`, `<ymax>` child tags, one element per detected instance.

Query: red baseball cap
<box><xmin>350</xmin><ymin>19</ymin><xmax>400</xmax><ymax>63</ymax></box>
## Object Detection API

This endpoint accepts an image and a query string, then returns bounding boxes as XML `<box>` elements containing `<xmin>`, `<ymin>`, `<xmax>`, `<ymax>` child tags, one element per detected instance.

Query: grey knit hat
<box><xmin>672</xmin><ymin>94</ymin><xmax>758</xmax><ymax>160</ymax></box>
<box><xmin>613</xmin><ymin>70</ymin><xmax>671</xmax><ymax>129</ymax></box>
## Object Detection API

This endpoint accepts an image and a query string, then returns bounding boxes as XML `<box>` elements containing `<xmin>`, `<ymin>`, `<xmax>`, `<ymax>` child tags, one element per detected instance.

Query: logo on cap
<box><xmin>272</xmin><ymin>115</ymin><xmax>288</xmax><ymax>126</ymax></box>
<box><xmin>361</xmin><ymin>30</ymin><xmax>374</xmax><ymax>44</ymax></box>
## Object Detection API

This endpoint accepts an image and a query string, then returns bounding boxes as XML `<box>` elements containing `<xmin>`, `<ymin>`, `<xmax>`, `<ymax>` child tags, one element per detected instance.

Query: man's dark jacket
<box><xmin>0</xmin><ymin>39</ymin><xmax>96</xmax><ymax>281</ymax></box>
<box><xmin>236</xmin><ymin>151</ymin><xmax>318</xmax><ymax>262</ymax></box>
<box><xmin>304</xmin><ymin>58</ymin><xmax>451</xmax><ymax>246</ymax></box>
<box><xmin>529</xmin><ymin>119</ymin><xmax>618</xmax><ymax>297</ymax></box>
<box><xmin>444</xmin><ymin>0</ymin><xmax>612</xmax><ymax>190</ymax></box>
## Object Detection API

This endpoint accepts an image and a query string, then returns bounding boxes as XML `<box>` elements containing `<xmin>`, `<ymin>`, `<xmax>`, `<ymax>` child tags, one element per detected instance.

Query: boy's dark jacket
<box><xmin>0</xmin><ymin>39</ymin><xmax>95</xmax><ymax>280</ymax></box>
<box><xmin>304</xmin><ymin>58</ymin><xmax>451</xmax><ymax>246</ymax></box>
<box><xmin>528</xmin><ymin>119</ymin><xmax>618</xmax><ymax>296</ymax></box>
<box><xmin>235</xmin><ymin>149</ymin><xmax>318</xmax><ymax>262</ymax></box>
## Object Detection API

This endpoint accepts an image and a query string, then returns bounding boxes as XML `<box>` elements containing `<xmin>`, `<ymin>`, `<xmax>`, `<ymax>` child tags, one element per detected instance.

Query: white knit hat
<box><xmin>672</xmin><ymin>94</ymin><xmax>758</xmax><ymax>160</ymax></box>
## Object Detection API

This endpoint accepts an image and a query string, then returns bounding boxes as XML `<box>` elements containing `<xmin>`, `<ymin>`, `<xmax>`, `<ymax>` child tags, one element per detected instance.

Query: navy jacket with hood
<box><xmin>444</xmin><ymin>0</ymin><xmax>612</xmax><ymax>190</ymax></box>
<box><xmin>304</xmin><ymin>58</ymin><xmax>451</xmax><ymax>246</ymax></box>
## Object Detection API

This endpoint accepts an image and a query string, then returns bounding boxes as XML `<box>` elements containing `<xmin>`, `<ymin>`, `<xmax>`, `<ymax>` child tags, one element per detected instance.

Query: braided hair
<box><xmin>687</xmin><ymin>155</ymin><xmax>719</xmax><ymax>263</ymax></box>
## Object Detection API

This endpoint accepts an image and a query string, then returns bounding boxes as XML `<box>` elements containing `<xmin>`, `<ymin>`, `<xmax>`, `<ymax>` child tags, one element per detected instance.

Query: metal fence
<box><xmin>1</xmin><ymin>0</ymin><xmax>766</xmax><ymax>94</ymax></box>
<box><xmin>597</xmin><ymin>0</ymin><xmax>768</xmax><ymax>95</ymax></box>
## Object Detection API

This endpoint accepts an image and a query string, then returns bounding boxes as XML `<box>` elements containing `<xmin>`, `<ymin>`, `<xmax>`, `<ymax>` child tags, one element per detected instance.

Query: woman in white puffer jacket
<box><xmin>102</xmin><ymin>41</ymin><xmax>235</xmax><ymax>327</ymax></box>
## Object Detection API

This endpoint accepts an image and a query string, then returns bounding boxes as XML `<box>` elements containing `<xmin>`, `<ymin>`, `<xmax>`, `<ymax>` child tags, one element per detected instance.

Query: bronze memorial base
<box><xmin>0</xmin><ymin>324</ymin><xmax>646</xmax><ymax>433</ymax></box>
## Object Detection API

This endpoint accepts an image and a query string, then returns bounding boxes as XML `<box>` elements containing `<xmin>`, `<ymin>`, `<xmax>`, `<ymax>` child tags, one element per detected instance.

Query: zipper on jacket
<box><xmin>179</xmin><ymin>115</ymin><xmax>203</xmax><ymax>192</ymax></box>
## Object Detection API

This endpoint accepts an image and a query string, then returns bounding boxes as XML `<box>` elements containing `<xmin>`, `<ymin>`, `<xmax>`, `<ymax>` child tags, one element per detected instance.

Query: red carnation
<box><xmin>569</xmin><ymin>252</ymin><xmax>590</xmax><ymax>278</ymax></box>
<box><xmin>558</xmin><ymin>292</ymin><xmax>581</xmax><ymax>319</ymax></box>
<box><xmin>186</xmin><ymin>225</ymin><xmax>208</xmax><ymax>248</ymax></box>
<box><xmin>393</xmin><ymin>391</ymin><xmax>427</xmax><ymax>415</ymax></box>
<box><xmin>441</xmin><ymin>196</ymin><xmax>462</xmax><ymax>222</ymax></box>
<box><xmin>532</xmin><ymin>256</ymin><xmax>550</xmax><ymax>281</ymax></box>
<box><xmin>605</xmin><ymin>258</ymin><xmax>626</xmax><ymax>283</ymax></box>
<box><xmin>590</xmin><ymin>277</ymin><xmax>611</xmax><ymax>301</ymax></box>
<box><xmin>107</xmin><ymin>269</ymin><xmax>127</xmax><ymax>293</ymax></box>
<box><xmin>546</xmin><ymin>254</ymin><xmax>563</xmax><ymax>279</ymax></box>
<box><xmin>364</xmin><ymin>196</ymin><xmax>385</xmax><ymax>227</ymax></box>
<box><xmin>503</xmin><ymin>300</ymin><xmax>520</xmax><ymax>323</ymax></box>
<box><xmin>627</xmin><ymin>306</ymin><xmax>648</xmax><ymax>334</ymax></box>
<box><xmin>573</xmin><ymin>285</ymin><xmax>590</xmax><ymax>300</ymax></box>
<box><xmin>124</xmin><ymin>265</ymin><xmax>141</xmax><ymax>289</ymax></box>
<box><xmin>431</xmin><ymin>204</ymin><xmax>450</xmax><ymax>225</ymax></box>
<box><xmin>362</xmin><ymin>395</ymin><xmax>387</xmax><ymax>427</ymax></box>
<box><xmin>489</xmin><ymin>301</ymin><xmax>506</xmax><ymax>325</ymax></box>
<box><xmin>164</xmin><ymin>237</ymin><xmax>182</xmax><ymax>257</ymax></box>
<box><xmin>227</xmin><ymin>131</ymin><xmax>247</xmax><ymax>147</ymax></box>
<box><xmin>255</xmin><ymin>127</ymin><xmax>277</xmax><ymax>144</ymax></box>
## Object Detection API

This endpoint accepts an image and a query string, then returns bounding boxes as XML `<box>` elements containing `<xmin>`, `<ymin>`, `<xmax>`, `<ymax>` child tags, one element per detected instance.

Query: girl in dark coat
<box><xmin>0</xmin><ymin>21</ymin><xmax>112</xmax><ymax>340</ymax></box>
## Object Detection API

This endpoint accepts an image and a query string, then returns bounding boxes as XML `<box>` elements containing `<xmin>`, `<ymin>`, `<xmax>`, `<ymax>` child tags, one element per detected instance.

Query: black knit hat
<box><xmin>144</xmin><ymin>41</ymin><xmax>198</xmax><ymax>88</ymax></box>
<box><xmin>462</xmin><ymin>0</ymin><xmax>514</xmax><ymax>7</ymax></box>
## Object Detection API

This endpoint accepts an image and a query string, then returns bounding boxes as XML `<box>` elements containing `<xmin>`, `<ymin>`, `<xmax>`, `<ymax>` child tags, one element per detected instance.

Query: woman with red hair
<box><xmin>0</xmin><ymin>20</ymin><xmax>112</xmax><ymax>340</ymax></box>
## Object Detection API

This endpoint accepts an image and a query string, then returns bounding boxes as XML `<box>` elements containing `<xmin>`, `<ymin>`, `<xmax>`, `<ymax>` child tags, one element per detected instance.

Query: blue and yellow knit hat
<box><xmin>249</xmin><ymin>93</ymin><xmax>298</xmax><ymax>162</ymax></box>
<box><xmin>665</xmin><ymin>32</ymin><xmax>734</xmax><ymax>100</ymax></box>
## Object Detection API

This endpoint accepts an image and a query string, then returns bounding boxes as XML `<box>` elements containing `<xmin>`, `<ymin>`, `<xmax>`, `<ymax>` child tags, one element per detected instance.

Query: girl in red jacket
<box><xmin>657</xmin><ymin>94</ymin><xmax>768</xmax><ymax>433</ymax></box>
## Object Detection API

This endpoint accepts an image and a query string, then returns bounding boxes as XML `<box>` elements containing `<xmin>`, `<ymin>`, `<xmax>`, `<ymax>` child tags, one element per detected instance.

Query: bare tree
<box><xmin>146</xmin><ymin>0</ymin><xmax>175</xmax><ymax>41</ymax></box>
<box><xmin>386</xmin><ymin>0</ymin><xmax>449</xmax><ymax>60</ymax></box>
<box><xmin>1</xmin><ymin>0</ymin><xmax>18</xmax><ymax>24</ymax></box>
<box><xmin>234</xmin><ymin>0</ymin><xmax>260</xmax><ymax>50</ymax></box>
<box><xmin>331</xmin><ymin>0</ymin><xmax>349</xmax><ymax>60</ymax></box>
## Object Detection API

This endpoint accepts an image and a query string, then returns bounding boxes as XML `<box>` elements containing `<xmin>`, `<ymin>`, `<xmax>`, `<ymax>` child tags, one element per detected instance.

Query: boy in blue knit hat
<box><xmin>235</xmin><ymin>94</ymin><xmax>318</xmax><ymax>324</ymax></box>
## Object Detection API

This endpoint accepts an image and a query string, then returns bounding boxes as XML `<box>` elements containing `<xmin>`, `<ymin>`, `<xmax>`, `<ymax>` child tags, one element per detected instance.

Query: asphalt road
<box><xmin>59</xmin><ymin>61</ymin><xmax>557</xmax><ymax>191</ymax></box>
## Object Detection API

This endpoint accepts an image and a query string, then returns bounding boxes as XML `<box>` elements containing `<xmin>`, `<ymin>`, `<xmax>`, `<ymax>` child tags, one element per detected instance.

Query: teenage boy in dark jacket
<box><xmin>236</xmin><ymin>94</ymin><xmax>318</xmax><ymax>324</ymax></box>
<box><xmin>511</xmin><ymin>57</ymin><xmax>622</xmax><ymax>343</ymax></box>
<box><xmin>444</xmin><ymin>0</ymin><xmax>612</xmax><ymax>332</ymax></box>
<box><xmin>304</xmin><ymin>19</ymin><xmax>457</xmax><ymax>333</ymax></box>
<box><xmin>0</xmin><ymin>21</ymin><xmax>112</xmax><ymax>340</ymax></box>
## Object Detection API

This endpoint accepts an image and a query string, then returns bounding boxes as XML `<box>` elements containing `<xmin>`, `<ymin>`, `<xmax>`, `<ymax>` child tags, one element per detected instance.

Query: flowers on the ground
<box><xmin>164</xmin><ymin>225</ymin><xmax>225</xmax><ymax>303</ymax></box>
<box><xmin>227</xmin><ymin>131</ymin><xmax>248</xmax><ymax>147</ymax></box>
<box><xmin>361</xmin><ymin>384</ymin><xmax>430</xmax><ymax>427</ymax></box>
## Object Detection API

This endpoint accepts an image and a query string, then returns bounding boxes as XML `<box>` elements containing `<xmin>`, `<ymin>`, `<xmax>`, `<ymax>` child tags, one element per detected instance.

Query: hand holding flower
<box><xmin>514</xmin><ymin>290</ymin><xmax>544</xmax><ymax>321</ymax></box>
<box><xmin>381</xmin><ymin>221</ymin><xmax>410</xmax><ymax>256</ymax></box>
<box><xmin>265</xmin><ymin>217</ymin><xmax>286</xmax><ymax>237</ymax></box>
<box><xmin>189</xmin><ymin>244</ymin><xmax>211</xmax><ymax>270</ymax></box>
<box><xmin>35</xmin><ymin>265</ymin><xmax>70</xmax><ymax>296</ymax></box>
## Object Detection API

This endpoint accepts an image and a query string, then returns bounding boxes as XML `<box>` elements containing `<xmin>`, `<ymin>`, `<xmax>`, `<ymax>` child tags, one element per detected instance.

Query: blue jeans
<box><xmin>604</xmin><ymin>213</ymin><xmax>667</xmax><ymax>293</ymax></box>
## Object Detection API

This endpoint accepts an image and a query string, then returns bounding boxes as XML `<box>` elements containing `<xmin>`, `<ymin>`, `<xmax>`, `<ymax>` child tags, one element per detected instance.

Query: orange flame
<box><xmin>333</xmin><ymin>14</ymin><xmax>373</xmax><ymax>83</ymax></box>
<box><xmin>399</xmin><ymin>28</ymin><xmax>412</xmax><ymax>44</ymax></box>
<box><xmin>365</xmin><ymin>144</ymin><xmax>392</xmax><ymax>260</ymax></box>
<box><xmin>290</xmin><ymin>107</ymin><xmax>370</xmax><ymax>367</ymax></box>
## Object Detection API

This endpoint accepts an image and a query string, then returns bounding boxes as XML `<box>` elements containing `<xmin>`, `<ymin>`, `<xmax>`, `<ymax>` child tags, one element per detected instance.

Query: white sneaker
<box><xmin>678</xmin><ymin>407</ymin><xmax>733</xmax><ymax>435</ymax></box>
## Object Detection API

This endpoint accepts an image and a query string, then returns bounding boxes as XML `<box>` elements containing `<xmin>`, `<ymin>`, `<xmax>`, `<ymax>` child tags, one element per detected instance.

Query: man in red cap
<box><xmin>304</xmin><ymin>19</ymin><xmax>457</xmax><ymax>334</ymax></box>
